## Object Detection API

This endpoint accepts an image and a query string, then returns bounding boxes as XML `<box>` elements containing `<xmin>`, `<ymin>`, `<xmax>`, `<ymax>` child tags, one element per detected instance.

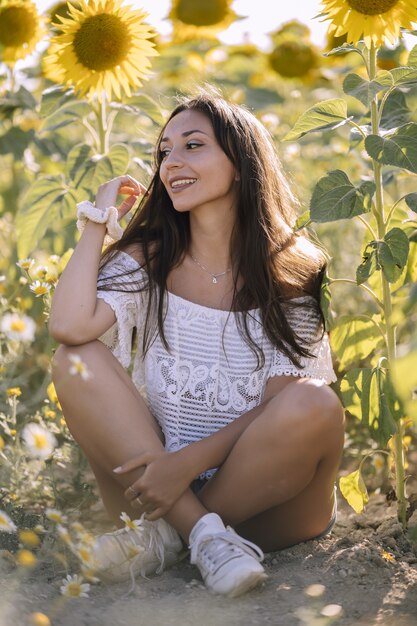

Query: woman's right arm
<box><xmin>48</xmin><ymin>175</ymin><xmax>145</xmax><ymax>345</ymax></box>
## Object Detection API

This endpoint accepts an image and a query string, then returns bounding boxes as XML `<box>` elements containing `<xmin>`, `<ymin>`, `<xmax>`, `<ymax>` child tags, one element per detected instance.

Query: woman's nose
<box><xmin>164</xmin><ymin>148</ymin><xmax>183</xmax><ymax>168</ymax></box>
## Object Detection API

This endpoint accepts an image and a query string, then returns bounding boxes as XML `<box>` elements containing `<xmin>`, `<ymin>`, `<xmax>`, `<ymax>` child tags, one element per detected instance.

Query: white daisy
<box><xmin>21</xmin><ymin>423</ymin><xmax>57</xmax><ymax>459</ymax></box>
<box><xmin>60</xmin><ymin>574</ymin><xmax>90</xmax><ymax>598</ymax></box>
<box><xmin>120</xmin><ymin>512</ymin><xmax>142</xmax><ymax>530</ymax></box>
<box><xmin>29</xmin><ymin>281</ymin><xmax>51</xmax><ymax>297</ymax></box>
<box><xmin>0</xmin><ymin>509</ymin><xmax>17</xmax><ymax>533</ymax></box>
<box><xmin>45</xmin><ymin>508</ymin><xmax>67</xmax><ymax>524</ymax></box>
<box><xmin>68</xmin><ymin>354</ymin><xmax>92</xmax><ymax>381</ymax></box>
<box><xmin>0</xmin><ymin>312</ymin><xmax>36</xmax><ymax>342</ymax></box>
<box><xmin>16</xmin><ymin>258</ymin><xmax>35</xmax><ymax>271</ymax></box>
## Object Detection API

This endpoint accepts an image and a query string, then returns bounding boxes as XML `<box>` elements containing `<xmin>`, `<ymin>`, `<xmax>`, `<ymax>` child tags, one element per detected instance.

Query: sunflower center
<box><xmin>176</xmin><ymin>0</ymin><xmax>228</xmax><ymax>26</ymax></box>
<box><xmin>0</xmin><ymin>6</ymin><xmax>37</xmax><ymax>47</ymax></box>
<box><xmin>347</xmin><ymin>0</ymin><xmax>399</xmax><ymax>15</ymax></box>
<box><xmin>73</xmin><ymin>13</ymin><xmax>131</xmax><ymax>71</ymax></box>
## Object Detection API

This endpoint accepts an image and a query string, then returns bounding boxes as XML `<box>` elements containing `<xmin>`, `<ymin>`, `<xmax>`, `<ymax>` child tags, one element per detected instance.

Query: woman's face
<box><xmin>158</xmin><ymin>109</ymin><xmax>239</xmax><ymax>215</ymax></box>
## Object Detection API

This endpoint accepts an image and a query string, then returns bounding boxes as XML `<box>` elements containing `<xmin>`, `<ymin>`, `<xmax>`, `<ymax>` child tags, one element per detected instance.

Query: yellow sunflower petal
<box><xmin>319</xmin><ymin>0</ymin><xmax>417</xmax><ymax>48</ymax></box>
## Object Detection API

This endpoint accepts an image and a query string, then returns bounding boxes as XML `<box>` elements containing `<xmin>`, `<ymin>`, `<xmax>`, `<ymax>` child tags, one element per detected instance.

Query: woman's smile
<box><xmin>169</xmin><ymin>177</ymin><xmax>197</xmax><ymax>192</ymax></box>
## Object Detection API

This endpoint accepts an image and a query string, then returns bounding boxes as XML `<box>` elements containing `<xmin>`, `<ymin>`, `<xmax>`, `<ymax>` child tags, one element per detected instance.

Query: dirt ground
<box><xmin>1</xmin><ymin>492</ymin><xmax>417</xmax><ymax>626</ymax></box>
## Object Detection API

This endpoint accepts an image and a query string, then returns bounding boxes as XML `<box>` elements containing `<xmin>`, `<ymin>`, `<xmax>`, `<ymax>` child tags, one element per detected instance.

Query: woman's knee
<box><xmin>270</xmin><ymin>379</ymin><xmax>345</xmax><ymax>439</ymax></box>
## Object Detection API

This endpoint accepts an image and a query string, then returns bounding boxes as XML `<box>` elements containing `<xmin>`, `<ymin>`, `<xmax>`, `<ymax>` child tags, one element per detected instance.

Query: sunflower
<box><xmin>43</xmin><ymin>0</ymin><xmax>158</xmax><ymax>101</ymax></box>
<box><xmin>0</xmin><ymin>0</ymin><xmax>46</xmax><ymax>65</ymax></box>
<box><xmin>319</xmin><ymin>0</ymin><xmax>417</xmax><ymax>48</ymax></box>
<box><xmin>168</xmin><ymin>0</ymin><xmax>240</xmax><ymax>41</ymax></box>
<box><xmin>269</xmin><ymin>39</ymin><xmax>318</xmax><ymax>78</ymax></box>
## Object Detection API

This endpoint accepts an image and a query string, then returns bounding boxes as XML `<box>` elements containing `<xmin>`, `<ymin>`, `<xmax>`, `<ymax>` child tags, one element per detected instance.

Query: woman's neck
<box><xmin>188</xmin><ymin>206</ymin><xmax>235</xmax><ymax>270</ymax></box>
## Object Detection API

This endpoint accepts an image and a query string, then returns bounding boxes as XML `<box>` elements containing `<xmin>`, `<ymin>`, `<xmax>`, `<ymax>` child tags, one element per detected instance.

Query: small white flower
<box><xmin>68</xmin><ymin>354</ymin><xmax>92</xmax><ymax>381</ymax></box>
<box><xmin>22</xmin><ymin>423</ymin><xmax>57</xmax><ymax>459</ymax></box>
<box><xmin>16</xmin><ymin>258</ymin><xmax>35</xmax><ymax>271</ymax></box>
<box><xmin>45</xmin><ymin>508</ymin><xmax>67</xmax><ymax>524</ymax></box>
<box><xmin>60</xmin><ymin>574</ymin><xmax>90</xmax><ymax>598</ymax></box>
<box><xmin>0</xmin><ymin>313</ymin><xmax>36</xmax><ymax>342</ymax></box>
<box><xmin>56</xmin><ymin>524</ymin><xmax>72</xmax><ymax>545</ymax></box>
<box><xmin>120</xmin><ymin>512</ymin><xmax>142</xmax><ymax>530</ymax></box>
<box><xmin>29</xmin><ymin>281</ymin><xmax>51</xmax><ymax>297</ymax></box>
<box><xmin>0</xmin><ymin>509</ymin><xmax>17</xmax><ymax>533</ymax></box>
<box><xmin>32</xmin><ymin>266</ymin><xmax>48</xmax><ymax>280</ymax></box>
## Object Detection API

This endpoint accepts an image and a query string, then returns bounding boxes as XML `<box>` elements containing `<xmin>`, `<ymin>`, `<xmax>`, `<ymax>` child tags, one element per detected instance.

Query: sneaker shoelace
<box><xmin>190</xmin><ymin>527</ymin><xmax>264</xmax><ymax>574</ymax></box>
<box><xmin>90</xmin><ymin>517</ymin><xmax>167</xmax><ymax>596</ymax></box>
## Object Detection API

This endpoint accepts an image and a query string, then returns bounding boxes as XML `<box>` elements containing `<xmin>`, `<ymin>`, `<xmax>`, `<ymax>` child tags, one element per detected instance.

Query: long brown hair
<box><xmin>98</xmin><ymin>88</ymin><xmax>327</xmax><ymax>368</ymax></box>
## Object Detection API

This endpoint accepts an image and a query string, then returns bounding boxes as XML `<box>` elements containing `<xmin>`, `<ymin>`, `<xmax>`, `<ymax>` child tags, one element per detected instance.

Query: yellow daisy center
<box><xmin>73</xmin><ymin>13</ymin><xmax>131</xmax><ymax>71</ymax></box>
<box><xmin>0</xmin><ymin>6</ymin><xmax>37</xmax><ymax>47</ymax></box>
<box><xmin>34</xmin><ymin>434</ymin><xmax>48</xmax><ymax>449</ymax></box>
<box><xmin>67</xmin><ymin>582</ymin><xmax>82</xmax><ymax>596</ymax></box>
<box><xmin>176</xmin><ymin>0</ymin><xmax>228</xmax><ymax>26</ymax></box>
<box><xmin>11</xmin><ymin>320</ymin><xmax>26</xmax><ymax>332</ymax></box>
<box><xmin>347</xmin><ymin>0</ymin><xmax>399</xmax><ymax>15</ymax></box>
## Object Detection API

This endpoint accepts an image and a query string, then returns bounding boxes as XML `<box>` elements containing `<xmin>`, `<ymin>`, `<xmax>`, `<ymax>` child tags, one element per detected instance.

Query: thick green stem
<box><xmin>369</xmin><ymin>44</ymin><xmax>407</xmax><ymax>528</ymax></box>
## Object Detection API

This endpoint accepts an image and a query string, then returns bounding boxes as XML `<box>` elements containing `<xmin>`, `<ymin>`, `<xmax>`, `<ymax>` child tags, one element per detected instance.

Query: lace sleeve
<box><xmin>96</xmin><ymin>251</ymin><xmax>146</xmax><ymax>369</ymax></box>
<box><xmin>268</xmin><ymin>297</ymin><xmax>337</xmax><ymax>384</ymax></box>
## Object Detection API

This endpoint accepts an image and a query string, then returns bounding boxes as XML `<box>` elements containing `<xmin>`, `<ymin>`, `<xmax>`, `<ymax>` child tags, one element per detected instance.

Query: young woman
<box><xmin>49</xmin><ymin>89</ymin><xmax>345</xmax><ymax>598</ymax></box>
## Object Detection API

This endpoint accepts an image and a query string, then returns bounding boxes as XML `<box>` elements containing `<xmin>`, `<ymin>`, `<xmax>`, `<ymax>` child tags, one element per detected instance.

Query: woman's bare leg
<box><xmin>51</xmin><ymin>341</ymin><xmax>207</xmax><ymax>538</ymax></box>
<box><xmin>196</xmin><ymin>380</ymin><xmax>345</xmax><ymax>551</ymax></box>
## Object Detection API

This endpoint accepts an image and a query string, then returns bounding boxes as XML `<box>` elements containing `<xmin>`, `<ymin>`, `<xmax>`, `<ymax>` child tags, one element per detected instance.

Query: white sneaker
<box><xmin>75</xmin><ymin>518</ymin><xmax>185</xmax><ymax>583</ymax></box>
<box><xmin>189</xmin><ymin>513</ymin><xmax>267</xmax><ymax>597</ymax></box>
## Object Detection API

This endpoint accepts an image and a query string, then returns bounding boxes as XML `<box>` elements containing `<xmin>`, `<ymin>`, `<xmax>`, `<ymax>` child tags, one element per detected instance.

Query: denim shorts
<box><xmin>190</xmin><ymin>478</ymin><xmax>337</xmax><ymax>539</ymax></box>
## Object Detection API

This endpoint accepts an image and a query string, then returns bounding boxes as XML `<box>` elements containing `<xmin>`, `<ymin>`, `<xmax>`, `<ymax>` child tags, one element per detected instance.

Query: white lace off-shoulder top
<box><xmin>97</xmin><ymin>251</ymin><xmax>337</xmax><ymax>477</ymax></box>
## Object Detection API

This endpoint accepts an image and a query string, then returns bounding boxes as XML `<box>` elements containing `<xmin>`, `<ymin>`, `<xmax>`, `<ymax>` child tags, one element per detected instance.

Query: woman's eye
<box><xmin>187</xmin><ymin>142</ymin><xmax>202</xmax><ymax>150</ymax></box>
<box><xmin>160</xmin><ymin>148</ymin><xmax>170</xmax><ymax>158</ymax></box>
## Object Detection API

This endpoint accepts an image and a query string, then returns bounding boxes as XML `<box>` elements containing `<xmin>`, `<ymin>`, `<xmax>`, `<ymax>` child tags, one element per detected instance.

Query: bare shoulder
<box><xmin>123</xmin><ymin>243</ymin><xmax>145</xmax><ymax>265</ymax></box>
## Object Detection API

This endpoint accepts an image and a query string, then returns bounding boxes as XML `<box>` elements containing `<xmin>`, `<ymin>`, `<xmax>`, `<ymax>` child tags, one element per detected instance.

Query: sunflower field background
<box><xmin>1</xmin><ymin>0</ymin><xmax>417</xmax><ymax>623</ymax></box>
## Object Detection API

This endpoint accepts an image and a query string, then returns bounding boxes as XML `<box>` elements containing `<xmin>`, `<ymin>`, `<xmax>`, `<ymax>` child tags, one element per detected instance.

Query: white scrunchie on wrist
<box><xmin>76</xmin><ymin>200</ymin><xmax>124</xmax><ymax>245</ymax></box>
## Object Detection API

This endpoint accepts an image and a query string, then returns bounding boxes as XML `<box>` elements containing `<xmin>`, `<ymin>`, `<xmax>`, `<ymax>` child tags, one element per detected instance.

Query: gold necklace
<box><xmin>190</xmin><ymin>254</ymin><xmax>231</xmax><ymax>284</ymax></box>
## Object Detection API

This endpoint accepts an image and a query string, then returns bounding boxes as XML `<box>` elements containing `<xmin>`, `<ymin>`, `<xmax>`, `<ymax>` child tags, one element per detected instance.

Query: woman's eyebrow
<box><xmin>160</xmin><ymin>129</ymin><xmax>209</xmax><ymax>143</ymax></box>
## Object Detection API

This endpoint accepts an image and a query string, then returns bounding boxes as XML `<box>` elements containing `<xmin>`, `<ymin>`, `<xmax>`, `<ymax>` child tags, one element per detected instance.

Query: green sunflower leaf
<box><xmin>405</xmin><ymin>192</ymin><xmax>417</xmax><ymax>213</ymax></box>
<box><xmin>389</xmin><ymin>66</ymin><xmax>417</xmax><ymax>85</ymax></box>
<box><xmin>380</xmin><ymin>91</ymin><xmax>411</xmax><ymax>130</ymax></box>
<box><xmin>16</xmin><ymin>177</ymin><xmax>80</xmax><ymax>258</ymax></box>
<box><xmin>391</xmin><ymin>351</ymin><xmax>417</xmax><ymax>421</ymax></box>
<box><xmin>0</xmin><ymin>127</ymin><xmax>35</xmax><ymax>159</ymax></box>
<box><xmin>310</xmin><ymin>170</ymin><xmax>374</xmax><ymax>223</ymax></box>
<box><xmin>343</xmin><ymin>71</ymin><xmax>393</xmax><ymax>107</ymax></box>
<box><xmin>379</xmin><ymin>228</ymin><xmax>409</xmax><ymax>283</ymax></box>
<box><xmin>408</xmin><ymin>45</ymin><xmax>417</xmax><ymax>68</ymax></box>
<box><xmin>330</xmin><ymin>315</ymin><xmax>384</xmax><ymax>371</ymax></box>
<box><xmin>39</xmin><ymin>85</ymin><xmax>76</xmax><ymax>118</ymax></box>
<box><xmin>66</xmin><ymin>143</ymin><xmax>130</xmax><ymax>192</ymax></box>
<box><xmin>340</xmin><ymin>366</ymin><xmax>399</xmax><ymax>446</ymax></box>
<box><xmin>365</xmin><ymin>123</ymin><xmax>417</xmax><ymax>173</ymax></box>
<box><xmin>339</xmin><ymin>469</ymin><xmax>369</xmax><ymax>514</ymax></box>
<box><xmin>356</xmin><ymin>243</ymin><xmax>378</xmax><ymax>285</ymax></box>
<box><xmin>40</xmin><ymin>101</ymin><xmax>91</xmax><ymax>132</ymax></box>
<box><xmin>283</xmin><ymin>99</ymin><xmax>348</xmax><ymax>141</ymax></box>
<box><xmin>324</xmin><ymin>43</ymin><xmax>364</xmax><ymax>58</ymax></box>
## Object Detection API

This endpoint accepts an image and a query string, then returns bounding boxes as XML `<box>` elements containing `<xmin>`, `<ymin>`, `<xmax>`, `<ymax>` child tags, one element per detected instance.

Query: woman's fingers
<box><xmin>144</xmin><ymin>508</ymin><xmax>164</xmax><ymax>522</ymax></box>
<box><xmin>114</xmin><ymin>451</ymin><xmax>154</xmax><ymax>475</ymax></box>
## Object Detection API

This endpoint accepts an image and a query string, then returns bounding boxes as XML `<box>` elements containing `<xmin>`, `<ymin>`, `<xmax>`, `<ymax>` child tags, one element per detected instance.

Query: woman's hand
<box><xmin>114</xmin><ymin>448</ymin><xmax>197</xmax><ymax>521</ymax></box>
<box><xmin>95</xmin><ymin>175</ymin><xmax>147</xmax><ymax>220</ymax></box>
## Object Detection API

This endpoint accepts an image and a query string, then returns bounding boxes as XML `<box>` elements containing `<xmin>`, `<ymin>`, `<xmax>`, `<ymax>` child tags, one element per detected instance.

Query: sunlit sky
<box><xmin>34</xmin><ymin>0</ymin><xmax>330</xmax><ymax>50</ymax></box>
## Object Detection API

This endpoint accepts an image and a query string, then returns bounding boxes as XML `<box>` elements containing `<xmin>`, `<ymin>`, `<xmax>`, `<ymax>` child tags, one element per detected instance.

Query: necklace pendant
<box><xmin>212</xmin><ymin>277</ymin><xmax>218</xmax><ymax>284</ymax></box>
